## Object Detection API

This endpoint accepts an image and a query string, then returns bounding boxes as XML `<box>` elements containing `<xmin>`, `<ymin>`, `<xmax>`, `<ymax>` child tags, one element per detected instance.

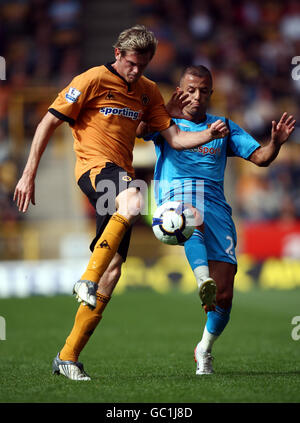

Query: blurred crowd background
<box><xmin>0</xmin><ymin>0</ymin><xmax>300</xmax><ymax>263</ymax></box>
<box><xmin>135</xmin><ymin>0</ymin><xmax>300</xmax><ymax>222</ymax></box>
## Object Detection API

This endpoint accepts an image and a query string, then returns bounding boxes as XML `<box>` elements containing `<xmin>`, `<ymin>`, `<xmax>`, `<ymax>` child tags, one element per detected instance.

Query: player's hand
<box><xmin>271</xmin><ymin>112</ymin><xmax>296</xmax><ymax>146</ymax></box>
<box><xmin>166</xmin><ymin>89</ymin><xmax>190</xmax><ymax>119</ymax></box>
<box><xmin>13</xmin><ymin>173</ymin><xmax>36</xmax><ymax>213</ymax></box>
<box><xmin>209</xmin><ymin>119</ymin><xmax>229</xmax><ymax>140</ymax></box>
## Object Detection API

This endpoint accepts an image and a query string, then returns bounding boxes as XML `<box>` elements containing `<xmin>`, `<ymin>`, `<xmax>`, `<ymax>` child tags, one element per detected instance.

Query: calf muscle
<box><xmin>208</xmin><ymin>260</ymin><xmax>236</xmax><ymax>309</ymax></box>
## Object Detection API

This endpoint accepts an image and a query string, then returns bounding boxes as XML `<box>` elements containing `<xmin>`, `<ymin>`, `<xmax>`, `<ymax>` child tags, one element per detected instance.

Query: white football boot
<box><xmin>52</xmin><ymin>353</ymin><xmax>91</xmax><ymax>381</ymax></box>
<box><xmin>73</xmin><ymin>280</ymin><xmax>98</xmax><ymax>308</ymax></box>
<box><xmin>194</xmin><ymin>344</ymin><xmax>214</xmax><ymax>375</ymax></box>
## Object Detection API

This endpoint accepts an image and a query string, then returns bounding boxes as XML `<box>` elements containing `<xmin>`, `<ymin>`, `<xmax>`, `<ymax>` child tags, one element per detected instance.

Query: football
<box><xmin>152</xmin><ymin>201</ymin><xmax>195</xmax><ymax>245</ymax></box>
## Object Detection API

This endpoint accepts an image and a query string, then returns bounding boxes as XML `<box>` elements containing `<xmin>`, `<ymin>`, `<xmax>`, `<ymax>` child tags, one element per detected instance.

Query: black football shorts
<box><xmin>78</xmin><ymin>162</ymin><xmax>133</xmax><ymax>261</ymax></box>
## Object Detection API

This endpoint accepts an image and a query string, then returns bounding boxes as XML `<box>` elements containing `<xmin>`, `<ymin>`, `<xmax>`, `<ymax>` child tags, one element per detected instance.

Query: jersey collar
<box><xmin>193</xmin><ymin>114</ymin><xmax>208</xmax><ymax>125</ymax></box>
<box><xmin>105</xmin><ymin>62</ymin><xmax>132</xmax><ymax>91</ymax></box>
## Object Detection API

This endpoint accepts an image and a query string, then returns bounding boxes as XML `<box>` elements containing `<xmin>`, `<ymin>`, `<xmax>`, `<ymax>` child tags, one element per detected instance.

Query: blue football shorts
<box><xmin>203</xmin><ymin>198</ymin><xmax>237</xmax><ymax>265</ymax></box>
<box><xmin>161</xmin><ymin>186</ymin><xmax>237</xmax><ymax>266</ymax></box>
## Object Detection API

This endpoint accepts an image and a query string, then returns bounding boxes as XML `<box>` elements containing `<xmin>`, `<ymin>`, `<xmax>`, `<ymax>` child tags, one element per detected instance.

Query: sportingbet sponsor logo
<box><xmin>0</xmin><ymin>56</ymin><xmax>6</xmax><ymax>80</ymax></box>
<box><xmin>65</xmin><ymin>87</ymin><xmax>81</xmax><ymax>103</ymax></box>
<box><xmin>291</xmin><ymin>316</ymin><xmax>300</xmax><ymax>341</ymax></box>
<box><xmin>189</xmin><ymin>146</ymin><xmax>221</xmax><ymax>155</ymax></box>
<box><xmin>100</xmin><ymin>107</ymin><xmax>141</xmax><ymax>120</ymax></box>
<box><xmin>0</xmin><ymin>316</ymin><xmax>6</xmax><ymax>340</ymax></box>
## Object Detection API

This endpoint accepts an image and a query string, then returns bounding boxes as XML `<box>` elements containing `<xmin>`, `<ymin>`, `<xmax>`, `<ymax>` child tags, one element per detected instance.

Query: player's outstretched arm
<box><xmin>249</xmin><ymin>112</ymin><xmax>296</xmax><ymax>167</ymax></box>
<box><xmin>161</xmin><ymin>119</ymin><xmax>229</xmax><ymax>150</ymax></box>
<box><xmin>13</xmin><ymin>111</ymin><xmax>63</xmax><ymax>213</ymax></box>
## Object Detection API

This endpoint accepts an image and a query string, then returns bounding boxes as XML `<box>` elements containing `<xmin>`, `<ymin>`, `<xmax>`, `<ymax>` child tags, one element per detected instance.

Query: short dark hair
<box><xmin>180</xmin><ymin>65</ymin><xmax>213</xmax><ymax>87</ymax></box>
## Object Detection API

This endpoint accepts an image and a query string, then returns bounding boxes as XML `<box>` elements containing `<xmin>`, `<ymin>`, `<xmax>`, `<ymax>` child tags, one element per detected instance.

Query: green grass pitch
<box><xmin>0</xmin><ymin>288</ymin><xmax>300</xmax><ymax>403</ymax></box>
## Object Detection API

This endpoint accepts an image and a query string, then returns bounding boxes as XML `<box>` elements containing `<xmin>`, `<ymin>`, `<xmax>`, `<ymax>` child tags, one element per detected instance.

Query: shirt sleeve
<box><xmin>227</xmin><ymin>119</ymin><xmax>261</xmax><ymax>159</ymax></box>
<box><xmin>143</xmin><ymin>131</ymin><xmax>163</xmax><ymax>144</ymax></box>
<box><xmin>48</xmin><ymin>68</ymin><xmax>100</xmax><ymax>125</ymax></box>
<box><xmin>143</xmin><ymin>83</ymin><xmax>172</xmax><ymax>132</ymax></box>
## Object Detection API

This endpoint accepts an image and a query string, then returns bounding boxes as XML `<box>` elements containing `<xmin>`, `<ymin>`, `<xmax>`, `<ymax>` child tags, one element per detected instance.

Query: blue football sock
<box><xmin>206</xmin><ymin>306</ymin><xmax>231</xmax><ymax>336</ymax></box>
<box><xmin>184</xmin><ymin>229</ymin><xmax>208</xmax><ymax>271</ymax></box>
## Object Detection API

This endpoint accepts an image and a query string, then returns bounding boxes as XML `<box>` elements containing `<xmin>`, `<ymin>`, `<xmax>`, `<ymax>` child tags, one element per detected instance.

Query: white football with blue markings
<box><xmin>152</xmin><ymin>201</ymin><xmax>195</xmax><ymax>245</ymax></box>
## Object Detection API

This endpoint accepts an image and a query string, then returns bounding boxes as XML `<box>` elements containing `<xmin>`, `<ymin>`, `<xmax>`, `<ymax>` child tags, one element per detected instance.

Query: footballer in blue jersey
<box><xmin>150</xmin><ymin>113</ymin><xmax>261</xmax><ymax>266</ymax></box>
<box><xmin>139</xmin><ymin>65</ymin><xmax>295</xmax><ymax>375</ymax></box>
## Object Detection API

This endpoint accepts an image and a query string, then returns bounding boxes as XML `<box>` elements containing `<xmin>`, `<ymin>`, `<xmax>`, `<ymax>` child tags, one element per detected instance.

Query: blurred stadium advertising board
<box><xmin>1</xmin><ymin>254</ymin><xmax>300</xmax><ymax>298</ymax></box>
<box><xmin>243</xmin><ymin>221</ymin><xmax>300</xmax><ymax>260</ymax></box>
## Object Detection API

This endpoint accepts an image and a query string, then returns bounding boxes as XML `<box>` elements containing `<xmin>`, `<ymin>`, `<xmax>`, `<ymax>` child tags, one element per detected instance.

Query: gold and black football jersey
<box><xmin>49</xmin><ymin>64</ymin><xmax>171</xmax><ymax>182</ymax></box>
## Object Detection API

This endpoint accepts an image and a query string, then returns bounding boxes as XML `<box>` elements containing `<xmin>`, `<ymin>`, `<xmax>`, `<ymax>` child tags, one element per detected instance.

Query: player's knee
<box><xmin>216</xmin><ymin>288</ymin><xmax>233</xmax><ymax>309</ymax></box>
<box><xmin>190</xmin><ymin>206</ymin><xmax>203</xmax><ymax>228</ymax></box>
<box><xmin>116</xmin><ymin>188</ymin><xmax>143</xmax><ymax>223</ymax></box>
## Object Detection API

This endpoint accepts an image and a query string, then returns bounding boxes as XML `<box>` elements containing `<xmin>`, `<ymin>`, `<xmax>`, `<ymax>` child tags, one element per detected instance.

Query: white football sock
<box><xmin>198</xmin><ymin>326</ymin><xmax>219</xmax><ymax>353</ymax></box>
<box><xmin>193</xmin><ymin>265</ymin><xmax>210</xmax><ymax>290</ymax></box>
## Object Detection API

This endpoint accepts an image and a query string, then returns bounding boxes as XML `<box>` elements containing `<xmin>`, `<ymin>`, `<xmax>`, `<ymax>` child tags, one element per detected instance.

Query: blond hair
<box><xmin>113</xmin><ymin>25</ymin><xmax>158</xmax><ymax>59</ymax></box>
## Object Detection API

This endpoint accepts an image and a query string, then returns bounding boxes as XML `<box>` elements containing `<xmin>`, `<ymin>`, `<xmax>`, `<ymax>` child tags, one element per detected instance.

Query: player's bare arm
<box><xmin>161</xmin><ymin>119</ymin><xmax>229</xmax><ymax>150</ymax></box>
<box><xmin>136</xmin><ymin>118</ymin><xmax>228</xmax><ymax>146</ymax></box>
<box><xmin>136</xmin><ymin>121</ymin><xmax>150</xmax><ymax>138</ymax></box>
<box><xmin>249</xmin><ymin>112</ymin><xmax>296</xmax><ymax>167</ymax></box>
<box><xmin>13</xmin><ymin>111</ymin><xmax>63</xmax><ymax>213</ymax></box>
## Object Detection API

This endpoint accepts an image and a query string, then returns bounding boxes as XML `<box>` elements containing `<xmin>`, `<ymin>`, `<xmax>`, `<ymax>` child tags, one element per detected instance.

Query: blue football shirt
<box><xmin>146</xmin><ymin>114</ymin><xmax>260</xmax><ymax>213</ymax></box>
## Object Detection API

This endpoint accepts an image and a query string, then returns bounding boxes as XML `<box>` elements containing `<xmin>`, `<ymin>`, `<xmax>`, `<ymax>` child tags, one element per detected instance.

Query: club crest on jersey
<box><xmin>65</xmin><ymin>87</ymin><xmax>81</xmax><ymax>103</ymax></box>
<box><xmin>106</xmin><ymin>91</ymin><xmax>115</xmax><ymax>100</ymax></box>
<box><xmin>141</xmin><ymin>94</ymin><xmax>149</xmax><ymax>105</ymax></box>
<box><xmin>100</xmin><ymin>107</ymin><xmax>141</xmax><ymax>120</ymax></box>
